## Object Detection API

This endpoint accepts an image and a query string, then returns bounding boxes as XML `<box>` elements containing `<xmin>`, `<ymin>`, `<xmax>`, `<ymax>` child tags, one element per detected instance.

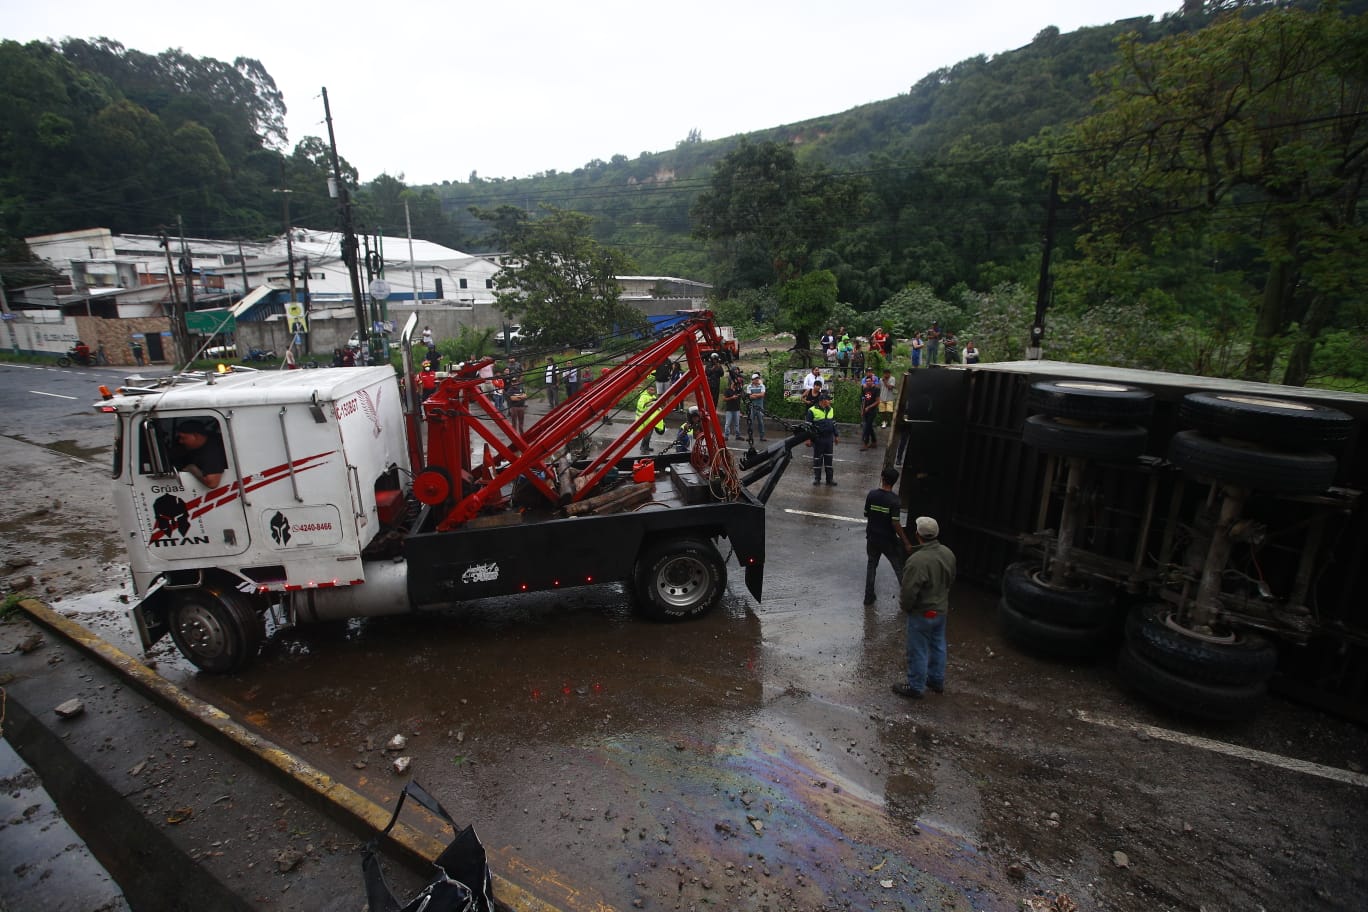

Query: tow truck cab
<box><xmin>106</xmin><ymin>366</ymin><xmax>409</xmax><ymax>659</ymax></box>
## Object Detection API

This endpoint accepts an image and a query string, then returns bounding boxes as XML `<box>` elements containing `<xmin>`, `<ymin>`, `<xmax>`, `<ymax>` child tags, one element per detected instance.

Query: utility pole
<box><xmin>236</xmin><ymin>240</ymin><xmax>250</xmax><ymax>299</ymax></box>
<box><xmin>1028</xmin><ymin>173</ymin><xmax>1059</xmax><ymax>361</ymax></box>
<box><xmin>177</xmin><ymin>216</ymin><xmax>196</xmax><ymax>313</ymax></box>
<box><xmin>275</xmin><ymin>187</ymin><xmax>302</xmax><ymax>353</ymax></box>
<box><xmin>374</xmin><ymin>228</ymin><xmax>389</xmax><ymax>352</ymax></box>
<box><xmin>159</xmin><ymin>228</ymin><xmax>189</xmax><ymax>366</ymax></box>
<box><xmin>322</xmin><ymin>87</ymin><xmax>368</xmax><ymax>361</ymax></box>
<box><xmin>0</xmin><ymin>272</ymin><xmax>20</xmax><ymax>355</ymax></box>
<box><xmin>405</xmin><ymin>200</ymin><xmax>420</xmax><ymax>322</ymax></box>
<box><xmin>275</xmin><ymin>188</ymin><xmax>298</xmax><ymax>306</ymax></box>
<box><xmin>177</xmin><ymin>216</ymin><xmax>197</xmax><ymax>365</ymax></box>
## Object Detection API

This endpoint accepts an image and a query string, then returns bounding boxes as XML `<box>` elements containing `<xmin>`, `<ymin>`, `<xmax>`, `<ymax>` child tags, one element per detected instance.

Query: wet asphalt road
<box><xmin>4</xmin><ymin>360</ymin><xmax>1366</xmax><ymax>912</ymax></box>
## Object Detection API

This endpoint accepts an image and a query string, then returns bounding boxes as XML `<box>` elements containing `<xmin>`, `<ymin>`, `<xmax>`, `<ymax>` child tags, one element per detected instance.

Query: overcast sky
<box><xmin>4</xmin><ymin>0</ymin><xmax>1179</xmax><ymax>186</ymax></box>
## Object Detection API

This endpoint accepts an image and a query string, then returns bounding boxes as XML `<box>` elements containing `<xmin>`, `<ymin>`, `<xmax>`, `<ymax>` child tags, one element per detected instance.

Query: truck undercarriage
<box><xmin>897</xmin><ymin>361</ymin><xmax>1367</xmax><ymax>721</ymax></box>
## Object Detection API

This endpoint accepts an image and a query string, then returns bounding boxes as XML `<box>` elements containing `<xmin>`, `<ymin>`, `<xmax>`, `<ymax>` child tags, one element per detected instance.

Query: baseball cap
<box><xmin>176</xmin><ymin>419</ymin><xmax>212</xmax><ymax>436</ymax></box>
<box><xmin>751</xmin><ymin>372</ymin><xmax>761</xmax><ymax>379</ymax></box>
<box><xmin>915</xmin><ymin>516</ymin><xmax>939</xmax><ymax>539</ymax></box>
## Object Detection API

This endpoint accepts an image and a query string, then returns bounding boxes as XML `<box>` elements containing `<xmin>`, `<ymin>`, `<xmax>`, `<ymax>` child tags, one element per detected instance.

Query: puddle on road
<box><xmin>588</xmin><ymin>696</ymin><xmax>1018</xmax><ymax>911</ymax></box>
<box><xmin>6</xmin><ymin>434</ymin><xmax>111</xmax><ymax>463</ymax></box>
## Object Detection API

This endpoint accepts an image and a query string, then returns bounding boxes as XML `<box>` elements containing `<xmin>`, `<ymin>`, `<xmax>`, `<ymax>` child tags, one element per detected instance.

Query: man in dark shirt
<box><xmin>705</xmin><ymin>354</ymin><xmax>725</xmax><ymax>404</ymax></box>
<box><xmin>859</xmin><ymin>377</ymin><xmax>880</xmax><ymax>449</ymax></box>
<box><xmin>864</xmin><ymin>467</ymin><xmax>911</xmax><ymax>606</ymax></box>
<box><xmin>172</xmin><ymin>419</ymin><xmax>228</xmax><ymax>487</ymax></box>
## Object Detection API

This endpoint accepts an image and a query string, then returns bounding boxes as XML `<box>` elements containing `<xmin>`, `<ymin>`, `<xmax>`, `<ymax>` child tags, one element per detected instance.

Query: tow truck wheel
<box><xmin>633</xmin><ymin>538</ymin><xmax>726</xmax><ymax>621</ymax></box>
<box><xmin>1124</xmin><ymin>603</ymin><xmax>1277</xmax><ymax>687</ymax></box>
<box><xmin>167</xmin><ymin>587</ymin><xmax>260</xmax><ymax>673</ymax></box>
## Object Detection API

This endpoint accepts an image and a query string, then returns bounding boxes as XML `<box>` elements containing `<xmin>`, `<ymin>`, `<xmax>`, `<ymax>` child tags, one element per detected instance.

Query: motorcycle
<box><xmin>243</xmin><ymin>348</ymin><xmax>276</xmax><ymax>362</ymax></box>
<box><xmin>56</xmin><ymin>347</ymin><xmax>98</xmax><ymax>367</ymax></box>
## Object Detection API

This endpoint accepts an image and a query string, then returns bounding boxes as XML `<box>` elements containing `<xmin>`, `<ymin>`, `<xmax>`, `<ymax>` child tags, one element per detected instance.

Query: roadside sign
<box><xmin>187</xmin><ymin>309</ymin><xmax>236</xmax><ymax>334</ymax></box>
<box><xmin>285</xmin><ymin>301</ymin><xmax>308</xmax><ymax>334</ymax></box>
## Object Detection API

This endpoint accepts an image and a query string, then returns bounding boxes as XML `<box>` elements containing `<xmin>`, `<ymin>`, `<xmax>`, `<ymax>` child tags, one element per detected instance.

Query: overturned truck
<box><xmin>897</xmin><ymin>361</ymin><xmax>1367</xmax><ymax>721</ymax></box>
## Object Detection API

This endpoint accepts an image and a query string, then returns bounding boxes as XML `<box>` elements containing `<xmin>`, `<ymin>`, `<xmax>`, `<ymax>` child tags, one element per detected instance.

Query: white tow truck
<box><xmin>98</xmin><ymin>314</ymin><xmax>810</xmax><ymax>672</ymax></box>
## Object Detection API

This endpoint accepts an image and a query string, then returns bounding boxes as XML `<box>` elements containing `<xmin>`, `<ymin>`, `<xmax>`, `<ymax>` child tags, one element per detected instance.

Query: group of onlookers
<box><xmin>821</xmin><ymin>323</ymin><xmax>981</xmax><ymax>370</ymax></box>
<box><xmin>908</xmin><ymin>322</ymin><xmax>980</xmax><ymax>367</ymax></box>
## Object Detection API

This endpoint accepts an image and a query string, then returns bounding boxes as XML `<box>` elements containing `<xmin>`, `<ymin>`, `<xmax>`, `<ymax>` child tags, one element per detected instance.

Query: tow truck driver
<box><xmin>171</xmin><ymin>419</ymin><xmax>228</xmax><ymax>487</ymax></box>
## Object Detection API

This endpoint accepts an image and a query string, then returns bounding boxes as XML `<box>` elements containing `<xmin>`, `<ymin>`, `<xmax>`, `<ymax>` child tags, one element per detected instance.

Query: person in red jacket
<box><xmin>417</xmin><ymin>361</ymin><xmax>438</xmax><ymax>401</ymax></box>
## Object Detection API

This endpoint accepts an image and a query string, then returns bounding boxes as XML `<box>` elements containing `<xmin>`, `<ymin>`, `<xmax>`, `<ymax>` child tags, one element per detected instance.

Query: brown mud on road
<box><xmin>0</xmin><ymin>435</ymin><xmax>126</xmax><ymax>604</ymax></box>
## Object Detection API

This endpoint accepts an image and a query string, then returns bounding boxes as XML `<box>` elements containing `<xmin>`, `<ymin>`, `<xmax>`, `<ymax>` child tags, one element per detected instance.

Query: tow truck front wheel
<box><xmin>167</xmin><ymin>587</ymin><xmax>263</xmax><ymax>673</ymax></box>
<box><xmin>633</xmin><ymin>538</ymin><xmax>726</xmax><ymax>621</ymax></box>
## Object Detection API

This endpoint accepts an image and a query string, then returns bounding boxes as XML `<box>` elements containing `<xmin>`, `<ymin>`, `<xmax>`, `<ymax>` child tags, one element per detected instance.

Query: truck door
<box><xmin>130</xmin><ymin>412</ymin><xmax>251</xmax><ymax>559</ymax></box>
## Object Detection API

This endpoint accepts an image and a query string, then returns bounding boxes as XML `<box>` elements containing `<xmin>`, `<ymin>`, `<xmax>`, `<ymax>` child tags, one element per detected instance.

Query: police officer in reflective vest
<box><xmin>636</xmin><ymin>385</ymin><xmax>666</xmax><ymax>454</ymax></box>
<box><xmin>809</xmin><ymin>391</ymin><xmax>839</xmax><ymax>486</ymax></box>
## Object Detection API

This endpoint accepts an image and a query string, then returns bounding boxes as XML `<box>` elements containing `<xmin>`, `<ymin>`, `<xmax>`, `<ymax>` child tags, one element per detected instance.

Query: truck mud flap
<box><xmin>744</xmin><ymin>562</ymin><xmax>764</xmax><ymax>601</ymax></box>
<box><xmin>127</xmin><ymin>577</ymin><xmax>170</xmax><ymax>650</ymax></box>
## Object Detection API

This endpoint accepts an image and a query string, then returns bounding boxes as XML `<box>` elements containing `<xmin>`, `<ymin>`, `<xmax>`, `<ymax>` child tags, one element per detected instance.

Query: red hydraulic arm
<box><xmin>415</xmin><ymin>313</ymin><xmax>733</xmax><ymax>530</ymax></box>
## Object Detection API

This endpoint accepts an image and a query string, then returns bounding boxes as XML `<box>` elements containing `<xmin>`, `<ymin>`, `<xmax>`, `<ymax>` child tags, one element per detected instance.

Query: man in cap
<box><xmin>171</xmin><ymin>419</ymin><xmax>229</xmax><ymax>488</ymax></box>
<box><xmin>892</xmin><ymin>516</ymin><xmax>956</xmax><ymax>699</ymax></box>
<box><xmin>808</xmin><ymin>389</ymin><xmax>839</xmax><ymax>486</ymax></box>
<box><xmin>706</xmin><ymin>353</ymin><xmax>725</xmax><ymax>404</ymax></box>
<box><xmin>675</xmin><ymin>405</ymin><xmax>703</xmax><ymax>453</ymax></box>
<box><xmin>417</xmin><ymin>360</ymin><xmax>438</xmax><ymax>400</ymax></box>
<box><xmin>746</xmin><ymin>371</ymin><xmax>767</xmax><ymax>442</ymax></box>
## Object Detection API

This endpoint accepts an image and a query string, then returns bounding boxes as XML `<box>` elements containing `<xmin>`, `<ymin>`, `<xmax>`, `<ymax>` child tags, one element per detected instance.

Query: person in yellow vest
<box><xmin>809</xmin><ymin>391</ymin><xmax>839</xmax><ymax>486</ymax></box>
<box><xmin>635</xmin><ymin>385</ymin><xmax>667</xmax><ymax>454</ymax></box>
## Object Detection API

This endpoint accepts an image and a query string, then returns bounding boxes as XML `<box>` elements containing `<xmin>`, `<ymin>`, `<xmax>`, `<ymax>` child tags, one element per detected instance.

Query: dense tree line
<box><xmin>0</xmin><ymin>36</ymin><xmax>459</xmax><ymax>287</ymax></box>
<box><xmin>4</xmin><ymin>2</ymin><xmax>1365</xmax><ymax>385</ymax></box>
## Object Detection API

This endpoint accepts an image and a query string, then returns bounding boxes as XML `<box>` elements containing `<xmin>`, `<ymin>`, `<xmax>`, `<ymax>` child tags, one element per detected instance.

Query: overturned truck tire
<box><xmin>1027</xmin><ymin>381</ymin><xmax>1155</xmax><ymax>423</ymax></box>
<box><xmin>1168</xmin><ymin>430</ymin><xmax>1337</xmax><ymax>494</ymax></box>
<box><xmin>1117</xmin><ymin>642</ymin><xmax>1267</xmax><ymax>722</ymax></box>
<box><xmin>1124</xmin><ymin>603</ymin><xmax>1277</xmax><ymax>687</ymax></box>
<box><xmin>1022</xmin><ymin>416</ymin><xmax>1149</xmax><ymax>461</ymax></box>
<box><xmin>1001</xmin><ymin>561</ymin><xmax>1118</xmax><ymax>627</ymax></box>
<box><xmin>998</xmin><ymin>598</ymin><xmax>1117</xmax><ymax>660</ymax></box>
<box><xmin>1178</xmin><ymin>392</ymin><xmax>1354</xmax><ymax>451</ymax></box>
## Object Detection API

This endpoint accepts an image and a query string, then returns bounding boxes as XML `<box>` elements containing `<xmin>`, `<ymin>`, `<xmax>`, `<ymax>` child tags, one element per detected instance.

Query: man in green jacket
<box><xmin>892</xmin><ymin>516</ymin><xmax>956</xmax><ymax>699</ymax></box>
